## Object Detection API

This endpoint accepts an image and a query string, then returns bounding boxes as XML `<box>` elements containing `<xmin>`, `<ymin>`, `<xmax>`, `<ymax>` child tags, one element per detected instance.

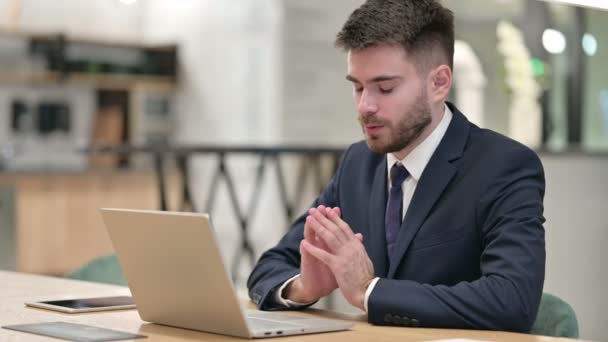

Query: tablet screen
<box><xmin>39</xmin><ymin>296</ymin><xmax>134</xmax><ymax>309</ymax></box>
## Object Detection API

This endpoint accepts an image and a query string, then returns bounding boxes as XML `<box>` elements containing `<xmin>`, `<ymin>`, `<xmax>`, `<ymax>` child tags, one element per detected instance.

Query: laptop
<box><xmin>100</xmin><ymin>208</ymin><xmax>353</xmax><ymax>339</ymax></box>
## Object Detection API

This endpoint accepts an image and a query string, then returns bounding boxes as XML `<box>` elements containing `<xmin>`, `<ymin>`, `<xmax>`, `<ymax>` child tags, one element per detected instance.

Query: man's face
<box><xmin>347</xmin><ymin>44</ymin><xmax>432</xmax><ymax>155</ymax></box>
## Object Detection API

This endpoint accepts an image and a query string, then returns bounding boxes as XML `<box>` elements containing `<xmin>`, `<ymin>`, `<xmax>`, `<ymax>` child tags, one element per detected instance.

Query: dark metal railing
<box><xmin>85</xmin><ymin>144</ymin><xmax>345</xmax><ymax>282</ymax></box>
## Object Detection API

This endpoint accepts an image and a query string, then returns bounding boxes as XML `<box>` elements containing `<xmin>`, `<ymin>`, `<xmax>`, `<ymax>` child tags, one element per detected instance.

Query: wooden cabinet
<box><xmin>0</xmin><ymin>170</ymin><xmax>180</xmax><ymax>276</ymax></box>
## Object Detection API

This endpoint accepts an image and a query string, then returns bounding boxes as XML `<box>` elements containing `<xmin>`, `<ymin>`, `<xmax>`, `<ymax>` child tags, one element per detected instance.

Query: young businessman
<box><xmin>247</xmin><ymin>0</ymin><xmax>545</xmax><ymax>333</ymax></box>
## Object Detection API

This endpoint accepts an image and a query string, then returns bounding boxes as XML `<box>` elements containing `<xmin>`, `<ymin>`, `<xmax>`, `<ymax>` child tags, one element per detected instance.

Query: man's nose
<box><xmin>357</xmin><ymin>91</ymin><xmax>378</xmax><ymax>115</ymax></box>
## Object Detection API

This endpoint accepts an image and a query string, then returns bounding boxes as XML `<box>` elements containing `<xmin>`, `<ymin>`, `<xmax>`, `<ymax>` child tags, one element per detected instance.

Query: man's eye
<box><xmin>354</xmin><ymin>87</ymin><xmax>363</xmax><ymax>93</ymax></box>
<box><xmin>379</xmin><ymin>88</ymin><xmax>394</xmax><ymax>94</ymax></box>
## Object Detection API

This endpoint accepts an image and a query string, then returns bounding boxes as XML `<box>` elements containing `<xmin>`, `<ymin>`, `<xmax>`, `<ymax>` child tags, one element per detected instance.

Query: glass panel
<box><xmin>442</xmin><ymin>0</ymin><xmax>608</xmax><ymax>151</ymax></box>
<box><xmin>544</xmin><ymin>3</ymin><xmax>574</xmax><ymax>150</ymax></box>
<box><xmin>583</xmin><ymin>9</ymin><xmax>608</xmax><ymax>150</ymax></box>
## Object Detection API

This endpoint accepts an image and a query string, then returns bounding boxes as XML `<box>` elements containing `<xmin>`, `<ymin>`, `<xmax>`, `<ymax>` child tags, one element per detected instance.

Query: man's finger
<box><xmin>307</xmin><ymin>215</ymin><xmax>341</xmax><ymax>252</ymax></box>
<box><xmin>304</xmin><ymin>219</ymin><xmax>314</xmax><ymax>241</ymax></box>
<box><xmin>311</xmin><ymin>208</ymin><xmax>347</xmax><ymax>243</ymax></box>
<box><xmin>355</xmin><ymin>233</ymin><xmax>363</xmax><ymax>242</ymax></box>
<box><xmin>326</xmin><ymin>209</ymin><xmax>355</xmax><ymax>239</ymax></box>
<box><xmin>300</xmin><ymin>239</ymin><xmax>313</xmax><ymax>256</ymax></box>
<box><xmin>301</xmin><ymin>240</ymin><xmax>333</xmax><ymax>265</ymax></box>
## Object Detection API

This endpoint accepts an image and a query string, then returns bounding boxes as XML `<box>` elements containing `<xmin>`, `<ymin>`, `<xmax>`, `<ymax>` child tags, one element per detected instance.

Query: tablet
<box><xmin>3</xmin><ymin>321</ymin><xmax>146</xmax><ymax>341</ymax></box>
<box><xmin>25</xmin><ymin>296</ymin><xmax>135</xmax><ymax>313</ymax></box>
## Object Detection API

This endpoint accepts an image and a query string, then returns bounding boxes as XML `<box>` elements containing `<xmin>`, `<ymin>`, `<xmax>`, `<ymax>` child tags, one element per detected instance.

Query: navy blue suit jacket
<box><xmin>247</xmin><ymin>103</ymin><xmax>546</xmax><ymax>332</ymax></box>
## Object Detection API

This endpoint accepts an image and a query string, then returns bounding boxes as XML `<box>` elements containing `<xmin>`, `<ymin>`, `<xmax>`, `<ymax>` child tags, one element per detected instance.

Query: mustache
<box><xmin>358</xmin><ymin>115</ymin><xmax>386</xmax><ymax>126</ymax></box>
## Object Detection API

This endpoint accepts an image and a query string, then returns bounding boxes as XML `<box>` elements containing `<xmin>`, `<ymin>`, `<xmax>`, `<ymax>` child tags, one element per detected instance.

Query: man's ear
<box><xmin>428</xmin><ymin>65</ymin><xmax>452</xmax><ymax>103</ymax></box>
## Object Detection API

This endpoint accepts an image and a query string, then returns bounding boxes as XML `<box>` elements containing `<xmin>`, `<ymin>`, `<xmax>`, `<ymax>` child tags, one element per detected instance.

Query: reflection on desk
<box><xmin>0</xmin><ymin>271</ymin><xmax>586</xmax><ymax>341</ymax></box>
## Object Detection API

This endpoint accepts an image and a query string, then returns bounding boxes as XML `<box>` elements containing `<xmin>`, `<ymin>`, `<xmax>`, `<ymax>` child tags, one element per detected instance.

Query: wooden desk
<box><xmin>0</xmin><ymin>271</ymin><xmax>584</xmax><ymax>341</ymax></box>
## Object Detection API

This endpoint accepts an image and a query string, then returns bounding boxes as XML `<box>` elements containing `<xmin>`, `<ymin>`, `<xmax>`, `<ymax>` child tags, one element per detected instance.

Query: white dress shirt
<box><xmin>277</xmin><ymin>104</ymin><xmax>453</xmax><ymax>311</ymax></box>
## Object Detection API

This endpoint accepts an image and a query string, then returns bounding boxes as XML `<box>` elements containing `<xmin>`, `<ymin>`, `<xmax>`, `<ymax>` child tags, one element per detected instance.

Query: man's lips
<box><xmin>365</xmin><ymin>125</ymin><xmax>384</xmax><ymax>134</ymax></box>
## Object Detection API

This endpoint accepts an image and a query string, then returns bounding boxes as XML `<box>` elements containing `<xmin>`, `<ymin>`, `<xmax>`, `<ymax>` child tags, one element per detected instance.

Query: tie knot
<box><xmin>390</xmin><ymin>163</ymin><xmax>409</xmax><ymax>188</ymax></box>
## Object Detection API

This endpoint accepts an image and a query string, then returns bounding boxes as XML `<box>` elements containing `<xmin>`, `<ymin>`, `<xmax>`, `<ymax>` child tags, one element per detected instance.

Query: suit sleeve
<box><xmin>246</xmin><ymin>146</ymin><xmax>352</xmax><ymax>310</ymax></box>
<box><xmin>368</xmin><ymin>145</ymin><xmax>546</xmax><ymax>333</ymax></box>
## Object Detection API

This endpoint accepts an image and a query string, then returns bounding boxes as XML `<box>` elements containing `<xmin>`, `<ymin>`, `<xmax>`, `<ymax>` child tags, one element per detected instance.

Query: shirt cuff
<box><xmin>364</xmin><ymin>277</ymin><xmax>380</xmax><ymax>313</ymax></box>
<box><xmin>274</xmin><ymin>274</ymin><xmax>315</xmax><ymax>307</ymax></box>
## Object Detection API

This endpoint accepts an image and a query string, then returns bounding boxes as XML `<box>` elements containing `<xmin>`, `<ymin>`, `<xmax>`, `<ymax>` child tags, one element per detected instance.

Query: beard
<box><xmin>359</xmin><ymin>90</ymin><xmax>432</xmax><ymax>154</ymax></box>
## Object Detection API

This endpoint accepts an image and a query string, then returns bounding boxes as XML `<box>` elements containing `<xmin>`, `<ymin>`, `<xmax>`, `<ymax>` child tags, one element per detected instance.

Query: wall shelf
<box><xmin>0</xmin><ymin>70</ymin><xmax>175</xmax><ymax>91</ymax></box>
<box><xmin>0</xmin><ymin>29</ymin><xmax>178</xmax><ymax>87</ymax></box>
<box><xmin>0</xmin><ymin>30</ymin><xmax>179</xmax><ymax>170</ymax></box>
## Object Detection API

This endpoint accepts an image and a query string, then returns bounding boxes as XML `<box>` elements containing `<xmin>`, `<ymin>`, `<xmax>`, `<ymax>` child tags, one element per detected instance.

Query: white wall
<box><xmin>6</xmin><ymin>0</ymin><xmax>143</xmax><ymax>42</ymax></box>
<box><xmin>281</xmin><ymin>0</ymin><xmax>363</xmax><ymax>145</ymax></box>
<box><xmin>141</xmin><ymin>0</ymin><xmax>282</xmax><ymax>145</ymax></box>
<box><xmin>541</xmin><ymin>155</ymin><xmax>608</xmax><ymax>341</ymax></box>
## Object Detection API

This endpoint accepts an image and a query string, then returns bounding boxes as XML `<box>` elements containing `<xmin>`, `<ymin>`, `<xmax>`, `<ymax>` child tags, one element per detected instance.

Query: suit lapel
<box><xmin>387</xmin><ymin>104</ymin><xmax>470</xmax><ymax>277</ymax></box>
<box><xmin>367</xmin><ymin>156</ymin><xmax>389</xmax><ymax>278</ymax></box>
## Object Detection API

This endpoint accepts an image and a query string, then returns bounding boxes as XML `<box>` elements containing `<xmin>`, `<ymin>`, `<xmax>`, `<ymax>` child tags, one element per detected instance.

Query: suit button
<box><xmin>402</xmin><ymin>317</ymin><xmax>411</xmax><ymax>326</ymax></box>
<box><xmin>252</xmin><ymin>293</ymin><xmax>261</xmax><ymax>304</ymax></box>
<box><xmin>392</xmin><ymin>316</ymin><xmax>402</xmax><ymax>325</ymax></box>
<box><xmin>384</xmin><ymin>314</ymin><xmax>393</xmax><ymax>323</ymax></box>
<box><xmin>411</xmin><ymin>319</ymin><xmax>421</xmax><ymax>327</ymax></box>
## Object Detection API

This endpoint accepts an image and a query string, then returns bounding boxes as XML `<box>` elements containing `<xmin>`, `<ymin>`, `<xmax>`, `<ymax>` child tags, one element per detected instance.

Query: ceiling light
<box><xmin>582</xmin><ymin>33</ymin><xmax>598</xmax><ymax>56</ymax></box>
<box><xmin>537</xmin><ymin>0</ymin><xmax>608</xmax><ymax>11</ymax></box>
<box><xmin>542</xmin><ymin>29</ymin><xmax>567</xmax><ymax>54</ymax></box>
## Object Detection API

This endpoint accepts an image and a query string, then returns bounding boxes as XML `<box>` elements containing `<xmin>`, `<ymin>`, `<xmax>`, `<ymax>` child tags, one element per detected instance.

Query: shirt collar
<box><xmin>387</xmin><ymin>104</ymin><xmax>453</xmax><ymax>183</ymax></box>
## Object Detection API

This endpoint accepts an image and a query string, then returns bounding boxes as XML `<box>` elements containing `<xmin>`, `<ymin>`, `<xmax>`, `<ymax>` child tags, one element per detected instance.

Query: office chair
<box><xmin>66</xmin><ymin>254</ymin><xmax>127</xmax><ymax>286</ymax></box>
<box><xmin>530</xmin><ymin>292</ymin><xmax>579</xmax><ymax>338</ymax></box>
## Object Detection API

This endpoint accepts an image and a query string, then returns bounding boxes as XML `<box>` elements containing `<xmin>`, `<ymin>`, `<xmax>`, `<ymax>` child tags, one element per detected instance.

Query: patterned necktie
<box><xmin>385</xmin><ymin>163</ymin><xmax>409</xmax><ymax>260</ymax></box>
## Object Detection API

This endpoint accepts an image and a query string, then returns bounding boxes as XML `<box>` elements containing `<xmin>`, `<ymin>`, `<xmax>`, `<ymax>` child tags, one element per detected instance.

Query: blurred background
<box><xmin>0</xmin><ymin>0</ymin><xmax>606</xmax><ymax>340</ymax></box>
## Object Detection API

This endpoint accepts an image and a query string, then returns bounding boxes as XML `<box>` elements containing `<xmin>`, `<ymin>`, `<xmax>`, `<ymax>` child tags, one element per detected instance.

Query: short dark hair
<box><xmin>335</xmin><ymin>0</ymin><xmax>454</xmax><ymax>71</ymax></box>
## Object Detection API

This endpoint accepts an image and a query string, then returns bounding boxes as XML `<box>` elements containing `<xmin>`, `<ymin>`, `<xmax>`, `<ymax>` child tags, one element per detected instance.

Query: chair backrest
<box><xmin>66</xmin><ymin>254</ymin><xmax>127</xmax><ymax>286</ymax></box>
<box><xmin>530</xmin><ymin>292</ymin><xmax>579</xmax><ymax>338</ymax></box>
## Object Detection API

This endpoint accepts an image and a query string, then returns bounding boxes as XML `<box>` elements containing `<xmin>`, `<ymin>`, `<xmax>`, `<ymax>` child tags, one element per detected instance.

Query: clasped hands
<box><xmin>284</xmin><ymin>205</ymin><xmax>375</xmax><ymax>311</ymax></box>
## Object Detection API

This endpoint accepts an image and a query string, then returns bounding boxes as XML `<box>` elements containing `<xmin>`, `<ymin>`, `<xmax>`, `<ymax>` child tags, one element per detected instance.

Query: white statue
<box><xmin>496</xmin><ymin>20</ymin><xmax>543</xmax><ymax>149</ymax></box>
<box><xmin>453</xmin><ymin>40</ymin><xmax>487</xmax><ymax>127</ymax></box>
